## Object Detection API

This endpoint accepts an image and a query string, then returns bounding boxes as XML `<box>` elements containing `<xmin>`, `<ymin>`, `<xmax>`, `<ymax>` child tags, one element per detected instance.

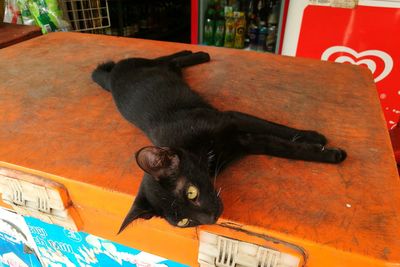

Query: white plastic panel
<box><xmin>198</xmin><ymin>231</ymin><xmax>300</xmax><ymax>267</ymax></box>
<box><xmin>0</xmin><ymin>168</ymin><xmax>80</xmax><ymax>231</ymax></box>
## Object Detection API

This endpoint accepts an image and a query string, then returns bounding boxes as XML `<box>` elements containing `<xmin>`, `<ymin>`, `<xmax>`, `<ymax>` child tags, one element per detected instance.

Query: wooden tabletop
<box><xmin>0</xmin><ymin>32</ymin><xmax>399</xmax><ymax>262</ymax></box>
<box><xmin>0</xmin><ymin>22</ymin><xmax>42</xmax><ymax>48</ymax></box>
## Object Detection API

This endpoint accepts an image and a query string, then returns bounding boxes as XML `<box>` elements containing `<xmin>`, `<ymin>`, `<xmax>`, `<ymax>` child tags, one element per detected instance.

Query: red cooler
<box><xmin>282</xmin><ymin>0</ymin><xmax>400</xmax><ymax>131</ymax></box>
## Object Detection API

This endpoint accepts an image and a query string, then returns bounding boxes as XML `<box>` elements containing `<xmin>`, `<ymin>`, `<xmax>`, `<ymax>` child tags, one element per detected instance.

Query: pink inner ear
<box><xmin>136</xmin><ymin>146</ymin><xmax>162</xmax><ymax>172</ymax></box>
<box><xmin>135</xmin><ymin>146</ymin><xmax>179</xmax><ymax>178</ymax></box>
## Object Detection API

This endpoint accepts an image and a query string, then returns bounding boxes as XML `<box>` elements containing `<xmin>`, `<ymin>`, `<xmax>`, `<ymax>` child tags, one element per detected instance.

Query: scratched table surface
<box><xmin>0</xmin><ymin>32</ymin><xmax>399</xmax><ymax>262</ymax></box>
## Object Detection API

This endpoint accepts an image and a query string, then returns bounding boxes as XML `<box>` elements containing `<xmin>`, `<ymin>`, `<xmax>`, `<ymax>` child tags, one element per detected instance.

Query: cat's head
<box><xmin>118</xmin><ymin>146</ymin><xmax>223</xmax><ymax>233</ymax></box>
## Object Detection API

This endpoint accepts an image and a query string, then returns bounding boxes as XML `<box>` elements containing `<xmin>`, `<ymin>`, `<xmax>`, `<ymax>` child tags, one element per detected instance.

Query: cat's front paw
<box><xmin>324</xmin><ymin>148</ymin><xmax>347</xmax><ymax>163</ymax></box>
<box><xmin>294</xmin><ymin>131</ymin><xmax>327</xmax><ymax>145</ymax></box>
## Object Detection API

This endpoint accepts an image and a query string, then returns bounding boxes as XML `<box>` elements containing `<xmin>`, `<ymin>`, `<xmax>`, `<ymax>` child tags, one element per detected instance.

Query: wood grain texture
<box><xmin>0</xmin><ymin>32</ymin><xmax>399</xmax><ymax>262</ymax></box>
<box><xmin>0</xmin><ymin>22</ymin><xmax>42</xmax><ymax>48</ymax></box>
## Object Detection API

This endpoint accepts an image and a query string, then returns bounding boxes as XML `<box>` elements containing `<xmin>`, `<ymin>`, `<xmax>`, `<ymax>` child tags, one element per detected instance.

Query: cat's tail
<box><xmin>91</xmin><ymin>61</ymin><xmax>115</xmax><ymax>92</ymax></box>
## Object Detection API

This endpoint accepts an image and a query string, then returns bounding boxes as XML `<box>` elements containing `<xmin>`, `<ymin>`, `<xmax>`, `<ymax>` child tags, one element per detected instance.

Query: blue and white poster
<box><xmin>0</xmin><ymin>208</ymin><xmax>42</xmax><ymax>267</ymax></box>
<box><xmin>0</xmin><ymin>208</ymin><xmax>189</xmax><ymax>267</ymax></box>
<box><xmin>24</xmin><ymin>216</ymin><xmax>188</xmax><ymax>267</ymax></box>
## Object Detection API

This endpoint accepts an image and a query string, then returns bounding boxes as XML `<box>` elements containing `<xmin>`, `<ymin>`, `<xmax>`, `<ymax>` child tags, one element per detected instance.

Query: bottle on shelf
<box><xmin>257</xmin><ymin>21</ymin><xmax>267</xmax><ymax>51</ymax></box>
<box><xmin>265</xmin><ymin>0</ymin><xmax>278</xmax><ymax>52</ymax></box>
<box><xmin>224</xmin><ymin>7</ymin><xmax>235</xmax><ymax>48</ymax></box>
<box><xmin>214</xmin><ymin>9</ymin><xmax>226</xmax><ymax>46</ymax></box>
<box><xmin>234</xmin><ymin>11</ymin><xmax>246</xmax><ymax>49</ymax></box>
<box><xmin>204</xmin><ymin>2</ymin><xmax>216</xmax><ymax>45</ymax></box>
<box><xmin>247</xmin><ymin>18</ymin><xmax>258</xmax><ymax>50</ymax></box>
<box><xmin>203</xmin><ymin>0</ymin><xmax>280</xmax><ymax>52</ymax></box>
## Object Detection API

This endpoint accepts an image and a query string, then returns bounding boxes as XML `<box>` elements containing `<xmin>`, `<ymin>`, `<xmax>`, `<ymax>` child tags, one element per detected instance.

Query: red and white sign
<box><xmin>283</xmin><ymin>2</ymin><xmax>400</xmax><ymax>130</ymax></box>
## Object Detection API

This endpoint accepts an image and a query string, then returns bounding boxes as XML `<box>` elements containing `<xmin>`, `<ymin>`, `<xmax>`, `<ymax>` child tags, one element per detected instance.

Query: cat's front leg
<box><xmin>292</xmin><ymin>130</ymin><xmax>327</xmax><ymax>146</ymax></box>
<box><xmin>226</xmin><ymin>111</ymin><xmax>327</xmax><ymax>145</ymax></box>
<box><xmin>237</xmin><ymin>132</ymin><xmax>346</xmax><ymax>164</ymax></box>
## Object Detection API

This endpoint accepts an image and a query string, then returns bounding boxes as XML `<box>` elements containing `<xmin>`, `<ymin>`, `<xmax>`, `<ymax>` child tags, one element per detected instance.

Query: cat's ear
<box><xmin>135</xmin><ymin>146</ymin><xmax>180</xmax><ymax>180</ymax></box>
<box><xmin>118</xmin><ymin>194</ymin><xmax>155</xmax><ymax>234</ymax></box>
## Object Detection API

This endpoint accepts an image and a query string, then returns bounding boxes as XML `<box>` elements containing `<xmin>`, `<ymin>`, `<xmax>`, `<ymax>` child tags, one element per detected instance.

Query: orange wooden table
<box><xmin>0</xmin><ymin>32</ymin><xmax>399</xmax><ymax>267</ymax></box>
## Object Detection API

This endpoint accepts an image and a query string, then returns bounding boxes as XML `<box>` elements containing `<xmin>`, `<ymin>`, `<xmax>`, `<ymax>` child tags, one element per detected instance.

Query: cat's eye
<box><xmin>177</xmin><ymin>218</ymin><xmax>189</xmax><ymax>227</ymax></box>
<box><xmin>186</xmin><ymin>185</ymin><xmax>199</xmax><ymax>200</ymax></box>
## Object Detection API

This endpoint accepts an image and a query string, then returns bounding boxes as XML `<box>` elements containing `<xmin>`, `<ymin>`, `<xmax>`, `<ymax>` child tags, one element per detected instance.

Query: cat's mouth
<box><xmin>192</xmin><ymin>198</ymin><xmax>223</xmax><ymax>226</ymax></box>
<box><xmin>206</xmin><ymin>197</ymin><xmax>224</xmax><ymax>224</ymax></box>
<box><xmin>197</xmin><ymin>213</ymin><xmax>219</xmax><ymax>225</ymax></box>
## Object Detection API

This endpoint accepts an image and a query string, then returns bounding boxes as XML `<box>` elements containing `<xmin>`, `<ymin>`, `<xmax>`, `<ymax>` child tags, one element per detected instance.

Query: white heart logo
<box><xmin>321</xmin><ymin>46</ymin><xmax>393</xmax><ymax>82</ymax></box>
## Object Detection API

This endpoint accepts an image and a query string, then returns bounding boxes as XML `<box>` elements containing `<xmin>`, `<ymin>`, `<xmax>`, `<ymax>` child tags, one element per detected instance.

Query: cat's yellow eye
<box><xmin>177</xmin><ymin>218</ymin><xmax>189</xmax><ymax>227</ymax></box>
<box><xmin>187</xmin><ymin>185</ymin><xmax>199</xmax><ymax>200</ymax></box>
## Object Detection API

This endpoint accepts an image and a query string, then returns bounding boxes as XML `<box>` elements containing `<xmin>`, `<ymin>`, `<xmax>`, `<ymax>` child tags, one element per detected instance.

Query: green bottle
<box><xmin>214</xmin><ymin>10</ymin><xmax>225</xmax><ymax>46</ymax></box>
<box><xmin>204</xmin><ymin>8</ymin><xmax>216</xmax><ymax>45</ymax></box>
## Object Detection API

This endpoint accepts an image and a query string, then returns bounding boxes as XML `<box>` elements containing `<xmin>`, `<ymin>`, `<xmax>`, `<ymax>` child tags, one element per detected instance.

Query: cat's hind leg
<box><xmin>226</xmin><ymin>111</ymin><xmax>327</xmax><ymax>145</ymax></box>
<box><xmin>238</xmin><ymin>133</ymin><xmax>346</xmax><ymax>164</ymax></box>
<box><xmin>171</xmin><ymin>52</ymin><xmax>211</xmax><ymax>68</ymax></box>
<box><xmin>155</xmin><ymin>50</ymin><xmax>193</xmax><ymax>62</ymax></box>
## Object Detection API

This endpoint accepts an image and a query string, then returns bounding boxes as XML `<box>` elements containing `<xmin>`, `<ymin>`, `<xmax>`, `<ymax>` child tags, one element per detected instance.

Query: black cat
<box><xmin>92</xmin><ymin>50</ymin><xmax>346</xmax><ymax>233</ymax></box>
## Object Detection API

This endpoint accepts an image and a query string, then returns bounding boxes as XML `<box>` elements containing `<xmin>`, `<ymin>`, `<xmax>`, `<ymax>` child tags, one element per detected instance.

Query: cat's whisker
<box><xmin>216</xmin><ymin>159</ymin><xmax>228</xmax><ymax>175</ymax></box>
<box><xmin>291</xmin><ymin>133</ymin><xmax>301</xmax><ymax>142</ymax></box>
<box><xmin>208</xmin><ymin>153</ymin><xmax>215</xmax><ymax>162</ymax></box>
<box><xmin>213</xmin><ymin>153</ymin><xmax>223</xmax><ymax>187</ymax></box>
<box><xmin>214</xmin><ymin>162</ymin><xmax>223</xmax><ymax>187</ymax></box>
<box><xmin>214</xmin><ymin>158</ymin><xmax>229</xmax><ymax>188</ymax></box>
<box><xmin>171</xmin><ymin>199</ymin><xmax>176</xmax><ymax>208</ymax></box>
<box><xmin>217</xmin><ymin>187</ymin><xmax>222</xmax><ymax>197</ymax></box>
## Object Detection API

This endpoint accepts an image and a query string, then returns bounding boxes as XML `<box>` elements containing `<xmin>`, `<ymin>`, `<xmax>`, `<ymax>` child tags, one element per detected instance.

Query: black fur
<box><xmin>91</xmin><ymin>50</ymin><xmax>346</xmax><ymax>233</ymax></box>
